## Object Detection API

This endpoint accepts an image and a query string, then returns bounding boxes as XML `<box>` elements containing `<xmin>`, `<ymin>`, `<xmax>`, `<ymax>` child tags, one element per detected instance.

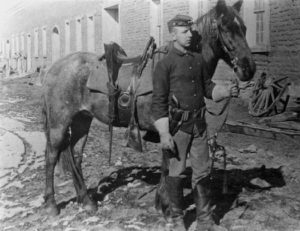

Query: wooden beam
<box><xmin>222</xmin><ymin>120</ymin><xmax>300</xmax><ymax>141</ymax></box>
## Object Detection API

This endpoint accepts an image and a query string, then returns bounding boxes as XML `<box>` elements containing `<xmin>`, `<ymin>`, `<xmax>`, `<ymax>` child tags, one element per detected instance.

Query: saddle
<box><xmin>86</xmin><ymin>40</ymin><xmax>173</xmax><ymax>95</ymax></box>
<box><xmin>86</xmin><ymin>43</ymin><xmax>154</xmax><ymax>96</ymax></box>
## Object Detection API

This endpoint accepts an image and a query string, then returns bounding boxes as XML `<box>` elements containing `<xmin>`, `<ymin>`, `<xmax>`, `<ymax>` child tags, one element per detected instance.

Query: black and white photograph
<box><xmin>0</xmin><ymin>0</ymin><xmax>299</xmax><ymax>230</ymax></box>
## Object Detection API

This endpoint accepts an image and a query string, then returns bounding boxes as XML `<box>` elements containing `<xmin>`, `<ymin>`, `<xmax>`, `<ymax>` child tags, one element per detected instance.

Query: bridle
<box><xmin>211</xmin><ymin>18</ymin><xmax>239</xmax><ymax>72</ymax></box>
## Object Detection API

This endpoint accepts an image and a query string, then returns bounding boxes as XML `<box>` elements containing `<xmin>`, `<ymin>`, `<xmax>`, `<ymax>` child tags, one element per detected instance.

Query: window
<box><xmin>5</xmin><ymin>40</ymin><xmax>10</xmax><ymax>58</ymax></box>
<box><xmin>241</xmin><ymin>0</ymin><xmax>269</xmax><ymax>53</ymax></box>
<box><xmin>42</xmin><ymin>27</ymin><xmax>47</xmax><ymax>57</ymax></box>
<box><xmin>254</xmin><ymin>0</ymin><xmax>264</xmax><ymax>45</ymax></box>
<box><xmin>105</xmin><ymin>5</ymin><xmax>119</xmax><ymax>22</ymax></box>
<box><xmin>256</xmin><ymin>13</ymin><xmax>264</xmax><ymax>45</ymax></box>
<box><xmin>87</xmin><ymin>15</ymin><xmax>95</xmax><ymax>52</ymax></box>
<box><xmin>254</xmin><ymin>0</ymin><xmax>264</xmax><ymax>11</ymax></box>
<box><xmin>21</xmin><ymin>34</ymin><xmax>25</xmax><ymax>54</ymax></box>
<box><xmin>15</xmin><ymin>36</ymin><xmax>20</xmax><ymax>54</ymax></box>
<box><xmin>65</xmin><ymin>20</ymin><xmax>71</xmax><ymax>54</ymax></box>
<box><xmin>251</xmin><ymin>0</ymin><xmax>270</xmax><ymax>52</ymax></box>
<box><xmin>102</xmin><ymin>4</ymin><xmax>120</xmax><ymax>44</ymax></box>
<box><xmin>27</xmin><ymin>33</ymin><xmax>32</xmax><ymax>70</ymax></box>
<box><xmin>1</xmin><ymin>41</ymin><xmax>4</xmax><ymax>56</ymax></box>
<box><xmin>34</xmin><ymin>28</ymin><xmax>39</xmax><ymax>57</ymax></box>
<box><xmin>76</xmin><ymin>17</ymin><xmax>82</xmax><ymax>51</ymax></box>
<box><xmin>52</xmin><ymin>26</ymin><xmax>60</xmax><ymax>62</ymax></box>
<box><xmin>11</xmin><ymin>36</ymin><xmax>15</xmax><ymax>56</ymax></box>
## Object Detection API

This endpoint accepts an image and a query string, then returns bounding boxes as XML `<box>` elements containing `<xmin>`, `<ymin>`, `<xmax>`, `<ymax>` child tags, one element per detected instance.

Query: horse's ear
<box><xmin>216</xmin><ymin>0</ymin><xmax>228</xmax><ymax>17</ymax></box>
<box><xmin>233</xmin><ymin>0</ymin><xmax>243</xmax><ymax>13</ymax></box>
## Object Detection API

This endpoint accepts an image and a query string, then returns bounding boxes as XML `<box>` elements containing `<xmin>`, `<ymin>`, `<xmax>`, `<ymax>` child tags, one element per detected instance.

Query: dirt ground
<box><xmin>0</xmin><ymin>75</ymin><xmax>300</xmax><ymax>231</ymax></box>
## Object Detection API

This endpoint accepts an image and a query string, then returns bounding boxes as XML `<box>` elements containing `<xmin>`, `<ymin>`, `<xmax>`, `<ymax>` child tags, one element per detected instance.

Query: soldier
<box><xmin>151</xmin><ymin>15</ymin><xmax>238</xmax><ymax>230</ymax></box>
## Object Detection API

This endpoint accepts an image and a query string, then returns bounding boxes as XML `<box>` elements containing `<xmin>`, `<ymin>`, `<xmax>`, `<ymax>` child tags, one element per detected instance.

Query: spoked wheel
<box><xmin>249</xmin><ymin>74</ymin><xmax>290</xmax><ymax>117</ymax></box>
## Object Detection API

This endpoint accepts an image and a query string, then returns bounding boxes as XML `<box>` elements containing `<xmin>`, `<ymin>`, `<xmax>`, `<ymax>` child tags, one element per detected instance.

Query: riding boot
<box><xmin>193</xmin><ymin>178</ymin><xmax>216</xmax><ymax>231</ymax></box>
<box><xmin>156</xmin><ymin>176</ymin><xmax>185</xmax><ymax>230</ymax></box>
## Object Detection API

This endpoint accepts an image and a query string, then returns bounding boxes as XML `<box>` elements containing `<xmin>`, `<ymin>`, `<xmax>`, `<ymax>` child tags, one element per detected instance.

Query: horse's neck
<box><xmin>202</xmin><ymin>42</ymin><xmax>220</xmax><ymax>78</ymax></box>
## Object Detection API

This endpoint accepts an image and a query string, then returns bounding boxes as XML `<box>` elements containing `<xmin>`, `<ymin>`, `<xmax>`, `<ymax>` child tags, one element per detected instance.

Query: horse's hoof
<box><xmin>83</xmin><ymin>197</ymin><xmax>97</xmax><ymax>212</ymax></box>
<box><xmin>45</xmin><ymin>204</ymin><xmax>60</xmax><ymax>216</ymax></box>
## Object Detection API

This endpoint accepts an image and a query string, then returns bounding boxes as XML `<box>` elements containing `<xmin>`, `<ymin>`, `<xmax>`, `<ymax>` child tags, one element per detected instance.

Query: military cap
<box><xmin>167</xmin><ymin>14</ymin><xmax>193</xmax><ymax>32</ymax></box>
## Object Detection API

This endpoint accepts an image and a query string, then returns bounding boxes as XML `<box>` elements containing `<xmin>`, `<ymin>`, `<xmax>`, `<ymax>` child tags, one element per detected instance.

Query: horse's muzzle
<box><xmin>235</xmin><ymin>58</ymin><xmax>256</xmax><ymax>82</ymax></box>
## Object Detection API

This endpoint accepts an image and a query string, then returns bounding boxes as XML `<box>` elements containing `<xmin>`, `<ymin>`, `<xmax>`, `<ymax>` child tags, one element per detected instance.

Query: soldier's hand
<box><xmin>228</xmin><ymin>79</ymin><xmax>239</xmax><ymax>98</ymax></box>
<box><xmin>160</xmin><ymin>132</ymin><xmax>176</xmax><ymax>154</ymax></box>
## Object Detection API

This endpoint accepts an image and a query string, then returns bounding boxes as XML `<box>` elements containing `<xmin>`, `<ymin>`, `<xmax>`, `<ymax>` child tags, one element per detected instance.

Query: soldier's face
<box><xmin>172</xmin><ymin>26</ymin><xmax>192</xmax><ymax>48</ymax></box>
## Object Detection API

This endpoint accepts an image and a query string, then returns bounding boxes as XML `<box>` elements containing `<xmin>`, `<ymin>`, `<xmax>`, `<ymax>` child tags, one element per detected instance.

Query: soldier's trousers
<box><xmin>168</xmin><ymin>129</ymin><xmax>210</xmax><ymax>188</ymax></box>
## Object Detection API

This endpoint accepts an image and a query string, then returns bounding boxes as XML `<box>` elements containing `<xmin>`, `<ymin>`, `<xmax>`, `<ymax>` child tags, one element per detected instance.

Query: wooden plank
<box><xmin>266</xmin><ymin>121</ymin><xmax>300</xmax><ymax>131</ymax></box>
<box><xmin>258</xmin><ymin>111</ymin><xmax>300</xmax><ymax>123</ymax></box>
<box><xmin>222</xmin><ymin>120</ymin><xmax>300</xmax><ymax>140</ymax></box>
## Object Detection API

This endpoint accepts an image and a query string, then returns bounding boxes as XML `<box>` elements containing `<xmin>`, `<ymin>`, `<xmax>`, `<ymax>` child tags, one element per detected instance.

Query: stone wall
<box><xmin>120</xmin><ymin>0</ymin><xmax>151</xmax><ymax>56</ymax></box>
<box><xmin>268</xmin><ymin>0</ymin><xmax>300</xmax><ymax>85</ymax></box>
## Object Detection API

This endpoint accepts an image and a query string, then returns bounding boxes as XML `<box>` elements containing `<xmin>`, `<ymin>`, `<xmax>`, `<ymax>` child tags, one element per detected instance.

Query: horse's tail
<box><xmin>60</xmin><ymin>147</ymin><xmax>75</xmax><ymax>174</ymax></box>
<box><xmin>58</xmin><ymin>128</ymin><xmax>77</xmax><ymax>175</ymax></box>
<box><xmin>60</xmin><ymin>139</ymin><xmax>84</xmax><ymax>181</ymax></box>
<box><xmin>42</xmin><ymin>95</ymin><xmax>50</xmax><ymax>142</ymax></box>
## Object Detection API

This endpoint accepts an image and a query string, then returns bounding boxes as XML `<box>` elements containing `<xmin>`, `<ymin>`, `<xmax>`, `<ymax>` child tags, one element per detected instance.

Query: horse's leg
<box><xmin>44</xmin><ymin>141</ymin><xmax>59</xmax><ymax>215</ymax></box>
<box><xmin>68</xmin><ymin>112</ymin><xmax>97</xmax><ymax>212</ymax></box>
<box><xmin>44</xmin><ymin>126</ymin><xmax>67</xmax><ymax>216</ymax></box>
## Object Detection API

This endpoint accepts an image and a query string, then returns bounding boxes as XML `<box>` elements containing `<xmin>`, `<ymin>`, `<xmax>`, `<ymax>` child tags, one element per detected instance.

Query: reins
<box><xmin>204</xmin><ymin>16</ymin><xmax>243</xmax><ymax>194</ymax></box>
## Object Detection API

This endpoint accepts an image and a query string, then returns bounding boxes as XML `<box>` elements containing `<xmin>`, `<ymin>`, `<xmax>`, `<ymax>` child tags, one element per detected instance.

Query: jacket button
<box><xmin>189</xmin><ymin>67</ymin><xmax>192</xmax><ymax>70</ymax></box>
<box><xmin>192</xmin><ymin>80</ymin><xmax>195</xmax><ymax>83</ymax></box>
<box><xmin>194</xmin><ymin>94</ymin><xmax>197</xmax><ymax>96</ymax></box>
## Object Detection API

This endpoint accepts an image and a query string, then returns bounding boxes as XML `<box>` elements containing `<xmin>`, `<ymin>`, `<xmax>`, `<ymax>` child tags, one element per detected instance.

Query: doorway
<box><xmin>102</xmin><ymin>4</ymin><xmax>121</xmax><ymax>44</ymax></box>
<box><xmin>52</xmin><ymin>26</ymin><xmax>60</xmax><ymax>63</ymax></box>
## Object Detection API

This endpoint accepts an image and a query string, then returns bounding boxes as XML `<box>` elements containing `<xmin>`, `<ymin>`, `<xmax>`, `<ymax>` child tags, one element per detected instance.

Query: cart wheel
<box><xmin>249</xmin><ymin>75</ymin><xmax>290</xmax><ymax>117</ymax></box>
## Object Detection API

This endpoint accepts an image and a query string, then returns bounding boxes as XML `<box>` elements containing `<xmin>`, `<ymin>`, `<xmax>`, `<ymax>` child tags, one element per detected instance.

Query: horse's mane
<box><xmin>194</xmin><ymin>4</ymin><xmax>246</xmax><ymax>42</ymax></box>
<box><xmin>194</xmin><ymin>8</ymin><xmax>217</xmax><ymax>42</ymax></box>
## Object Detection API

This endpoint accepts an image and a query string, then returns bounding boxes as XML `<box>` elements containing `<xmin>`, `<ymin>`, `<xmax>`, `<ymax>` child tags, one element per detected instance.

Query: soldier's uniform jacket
<box><xmin>151</xmin><ymin>45</ymin><xmax>215</xmax><ymax>134</ymax></box>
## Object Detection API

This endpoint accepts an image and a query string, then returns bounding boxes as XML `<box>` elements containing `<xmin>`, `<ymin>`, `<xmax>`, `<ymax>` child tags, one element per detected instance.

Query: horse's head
<box><xmin>196</xmin><ymin>0</ymin><xmax>256</xmax><ymax>82</ymax></box>
<box><xmin>216</xmin><ymin>0</ymin><xmax>256</xmax><ymax>81</ymax></box>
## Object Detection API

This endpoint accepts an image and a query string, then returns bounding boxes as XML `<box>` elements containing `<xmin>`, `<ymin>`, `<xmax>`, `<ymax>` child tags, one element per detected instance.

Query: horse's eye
<box><xmin>222</xmin><ymin>14</ymin><xmax>234</xmax><ymax>26</ymax></box>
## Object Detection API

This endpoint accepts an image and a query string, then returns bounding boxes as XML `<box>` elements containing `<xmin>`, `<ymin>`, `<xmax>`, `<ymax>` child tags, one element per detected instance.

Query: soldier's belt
<box><xmin>170</xmin><ymin>107</ymin><xmax>205</xmax><ymax>121</ymax></box>
<box><xmin>169</xmin><ymin>107</ymin><xmax>205</xmax><ymax>135</ymax></box>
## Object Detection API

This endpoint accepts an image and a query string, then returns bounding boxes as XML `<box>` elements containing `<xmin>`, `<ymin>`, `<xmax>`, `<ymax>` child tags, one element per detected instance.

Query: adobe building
<box><xmin>0</xmin><ymin>0</ymin><xmax>299</xmax><ymax>86</ymax></box>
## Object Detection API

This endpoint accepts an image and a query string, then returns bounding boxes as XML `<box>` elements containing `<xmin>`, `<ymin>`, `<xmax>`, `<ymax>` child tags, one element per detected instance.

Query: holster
<box><xmin>169</xmin><ymin>108</ymin><xmax>189</xmax><ymax>136</ymax></box>
<box><xmin>169</xmin><ymin>106</ymin><xmax>206</xmax><ymax>136</ymax></box>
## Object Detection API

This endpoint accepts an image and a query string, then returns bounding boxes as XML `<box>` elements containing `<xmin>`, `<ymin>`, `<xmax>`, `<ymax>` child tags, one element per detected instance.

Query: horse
<box><xmin>42</xmin><ymin>0</ymin><xmax>256</xmax><ymax>216</ymax></box>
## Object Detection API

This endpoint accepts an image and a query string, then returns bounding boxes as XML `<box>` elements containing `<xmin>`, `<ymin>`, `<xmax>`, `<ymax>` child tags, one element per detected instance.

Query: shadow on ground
<box><xmin>57</xmin><ymin>166</ymin><xmax>161</xmax><ymax>210</ymax></box>
<box><xmin>184</xmin><ymin>165</ymin><xmax>285</xmax><ymax>228</ymax></box>
<box><xmin>57</xmin><ymin>164</ymin><xmax>285</xmax><ymax>229</ymax></box>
